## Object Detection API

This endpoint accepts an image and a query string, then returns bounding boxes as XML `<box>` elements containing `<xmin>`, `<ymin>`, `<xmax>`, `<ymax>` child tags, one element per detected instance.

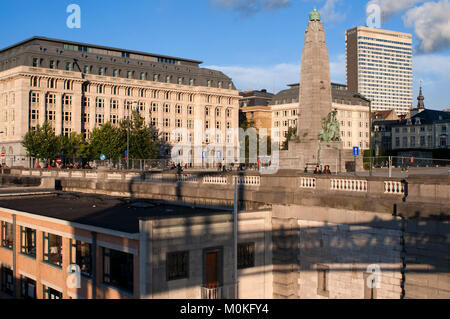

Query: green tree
<box><xmin>89</xmin><ymin>122</ymin><xmax>125</xmax><ymax>160</ymax></box>
<box><xmin>59</xmin><ymin>132</ymin><xmax>86</xmax><ymax>161</ymax></box>
<box><xmin>119</xmin><ymin>111</ymin><xmax>161</xmax><ymax>159</ymax></box>
<box><xmin>22</xmin><ymin>121</ymin><xmax>60</xmax><ymax>163</ymax></box>
<box><xmin>282</xmin><ymin>126</ymin><xmax>298</xmax><ymax>151</ymax></box>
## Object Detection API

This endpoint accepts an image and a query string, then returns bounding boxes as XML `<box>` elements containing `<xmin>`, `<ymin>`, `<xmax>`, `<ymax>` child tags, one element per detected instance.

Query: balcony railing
<box><xmin>201</xmin><ymin>286</ymin><xmax>222</xmax><ymax>299</ymax></box>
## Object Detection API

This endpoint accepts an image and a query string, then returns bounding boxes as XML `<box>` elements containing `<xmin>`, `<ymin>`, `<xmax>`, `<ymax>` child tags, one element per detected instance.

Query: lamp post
<box><xmin>354</xmin><ymin>93</ymin><xmax>373</xmax><ymax>176</ymax></box>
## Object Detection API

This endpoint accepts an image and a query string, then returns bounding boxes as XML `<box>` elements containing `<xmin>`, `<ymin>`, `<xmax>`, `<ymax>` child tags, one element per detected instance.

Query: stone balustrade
<box><xmin>203</xmin><ymin>175</ymin><xmax>228</xmax><ymax>185</ymax></box>
<box><xmin>330</xmin><ymin>179</ymin><xmax>368</xmax><ymax>192</ymax></box>
<box><xmin>300</xmin><ymin>177</ymin><xmax>316</xmax><ymax>189</ymax></box>
<box><xmin>233</xmin><ymin>176</ymin><xmax>261</xmax><ymax>186</ymax></box>
<box><xmin>384</xmin><ymin>181</ymin><xmax>405</xmax><ymax>195</ymax></box>
<box><xmin>4</xmin><ymin>168</ymin><xmax>448</xmax><ymax>206</ymax></box>
<box><xmin>177</xmin><ymin>174</ymin><xmax>199</xmax><ymax>183</ymax></box>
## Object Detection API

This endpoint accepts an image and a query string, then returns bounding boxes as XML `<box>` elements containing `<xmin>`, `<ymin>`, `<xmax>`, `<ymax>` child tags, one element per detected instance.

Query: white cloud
<box><xmin>211</xmin><ymin>0</ymin><xmax>291</xmax><ymax>14</ymax></box>
<box><xmin>367</xmin><ymin>0</ymin><xmax>425</xmax><ymax>21</ymax></box>
<box><xmin>403</xmin><ymin>0</ymin><xmax>450</xmax><ymax>53</ymax></box>
<box><xmin>320</xmin><ymin>0</ymin><xmax>346</xmax><ymax>23</ymax></box>
<box><xmin>205</xmin><ymin>54</ymin><xmax>346</xmax><ymax>92</ymax></box>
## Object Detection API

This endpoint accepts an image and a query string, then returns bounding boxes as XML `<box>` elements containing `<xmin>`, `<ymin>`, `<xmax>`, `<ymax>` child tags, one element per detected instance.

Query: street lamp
<box><xmin>353</xmin><ymin>93</ymin><xmax>373</xmax><ymax>177</ymax></box>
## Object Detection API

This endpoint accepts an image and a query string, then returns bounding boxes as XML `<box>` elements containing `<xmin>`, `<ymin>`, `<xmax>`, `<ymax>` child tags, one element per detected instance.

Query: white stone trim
<box><xmin>41</xmin><ymin>280</ymin><xmax>63</xmax><ymax>292</ymax></box>
<box><xmin>18</xmin><ymin>270</ymin><xmax>37</xmax><ymax>281</ymax></box>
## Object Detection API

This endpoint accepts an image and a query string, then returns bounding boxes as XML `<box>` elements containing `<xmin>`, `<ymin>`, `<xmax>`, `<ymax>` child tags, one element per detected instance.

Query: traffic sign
<box><xmin>56</xmin><ymin>158</ymin><xmax>62</xmax><ymax>164</ymax></box>
<box><xmin>100</xmin><ymin>154</ymin><xmax>106</xmax><ymax>160</ymax></box>
<box><xmin>0</xmin><ymin>153</ymin><xmax>4</xmax><ymax>157</ymax></box>
<box><xmin>353</xmin><ymin>147</ymin><xmax>360</xmax><ymax>156</ymax></box>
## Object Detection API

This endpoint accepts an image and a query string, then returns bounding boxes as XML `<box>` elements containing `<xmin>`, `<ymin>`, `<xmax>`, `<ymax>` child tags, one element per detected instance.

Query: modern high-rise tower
<box><xmin>346</xmin><ymin>26</ymin><xmax>413</xmax><ymax>115</ymax></box>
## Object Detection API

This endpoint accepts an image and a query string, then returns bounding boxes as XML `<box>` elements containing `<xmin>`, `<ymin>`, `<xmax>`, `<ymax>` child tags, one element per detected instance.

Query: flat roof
<box><xmin>0</xmin><ymin>192</ymin><xmax>229</xmax><ymax>234</ymax></box>
<box><xmin>0</xmin><ymin>36</ymin><xmax>203</xmax><ymax>64</ymax></box>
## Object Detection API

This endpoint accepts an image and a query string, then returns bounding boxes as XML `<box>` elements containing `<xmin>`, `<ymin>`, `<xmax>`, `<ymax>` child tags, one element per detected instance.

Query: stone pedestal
<box><xmin>279</xmin><ymin>140</ymin><xmax>362</xmax><ymax>173</ymax></box>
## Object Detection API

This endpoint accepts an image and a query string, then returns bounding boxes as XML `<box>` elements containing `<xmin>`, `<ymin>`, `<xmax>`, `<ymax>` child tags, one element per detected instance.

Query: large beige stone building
<box><xmin>346</xmin><ymin>27</ymin><xmax>413</xmax><ymax>115</ymax></box>
<box><xmin>0</xmin><ymin>37</ymin><xmax>241</xmax><ymax>167</ymax></box>
<box><xmin>271</xmin><ymin>83</ymin><xmax>370</xmax><ymax>150</ymax></box>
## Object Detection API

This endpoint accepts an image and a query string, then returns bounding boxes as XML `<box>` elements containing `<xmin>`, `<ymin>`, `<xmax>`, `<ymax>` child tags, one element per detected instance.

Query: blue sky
<box><xmin>0</xmin><ymin>0</ymin><xmax>449</xmax><ymax>109</ymax></box>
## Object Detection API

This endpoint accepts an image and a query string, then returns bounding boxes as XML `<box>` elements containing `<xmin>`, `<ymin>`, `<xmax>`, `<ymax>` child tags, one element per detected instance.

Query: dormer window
<box><xmin>415</xmin><ymin>118</ymin><xmax>421</xmax><ymax>125</ymax></box>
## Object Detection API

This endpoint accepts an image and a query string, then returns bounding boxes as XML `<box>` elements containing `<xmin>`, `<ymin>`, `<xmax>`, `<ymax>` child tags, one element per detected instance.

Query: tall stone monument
<box><xmin>279</xmin><ymin>8</ymin><xmax>360</xmax><ymax>172</ymax></box>
<box><xmin>297</xmin><ymin>8</ymin><xmax>333</xmax><ymax>141</ymax></box>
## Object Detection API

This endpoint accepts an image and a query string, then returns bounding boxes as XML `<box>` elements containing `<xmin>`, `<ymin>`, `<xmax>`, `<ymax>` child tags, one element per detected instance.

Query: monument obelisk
<box><xmin>279</xmin><ymin>8</ymin><xmax>354</xmax><ymax>172</ymax></box>
<box><xmin>297</xmin><ymin>8</ymin><xmax>332</xmax><ymax>141</ymax></box>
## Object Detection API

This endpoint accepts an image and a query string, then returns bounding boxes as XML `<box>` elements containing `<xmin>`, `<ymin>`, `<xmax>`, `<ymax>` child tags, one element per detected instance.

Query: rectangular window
<box><xmin>238</xmin><ymin>243</ymin><xmax>255</xmax><ymax>269</ymax></box>
<box><xmin>64</xmin><ymin>112</ymin><xmax>72</xmax><ymax>122</ymax></box>
<box><xmin>1</xmin><ymin>266</ymin><xmax>14</xmax><ymax>296</ymax></box>
<box><xmin>31</xmin><ymin>109</ymin><xmax>39</xmax><ymax>120</ymax></box>
<box><xmin>1</xmin><ymin>221</ymin><xmax>13</xmax><ymax>249</ymax></box>
<box><xmin>96</xmin><ymin>114</ymin><xmax>104</xmax><ymax>124</ymax></box>
<box><xmin>20</xmin><ymin>227</ymin><xmax>36</xmax><ymax>257</ymax></box>
<box><xmin>70</xmin><ymin>240</ymin><xmax>92</xmax><ymax>277</ymax></box>
<box><xmin>317</xmin><ymin>265</ymin><xmax>330</xmax><ymax>297</ymax></box>
<box><xmin>103</xmin><ymin>248</ymin><xmax>134</xmax><ymax>293</ymax></box>
<box><xmin>167</xmin><ymin>251</ymin><xmax>189</xmax><ymax>281</ymax></box>
<box><xmin>43</xmin><ymin>233</ymin><xmax>62</xmax><ymax>267</ymax></box>
<box><xmin>43</xmin><ymin>285</ymin><xmax>62</xmax><ymax>299</ymax></box>
<box><xmin>31</xmin><ymin>92</ymin><xmax>39</xmax><ymax>103</ymax></box>
<box><xmin>21</xmin><ymin>276</ymin><xmax>36</xmax><ymax>299</ymax></box>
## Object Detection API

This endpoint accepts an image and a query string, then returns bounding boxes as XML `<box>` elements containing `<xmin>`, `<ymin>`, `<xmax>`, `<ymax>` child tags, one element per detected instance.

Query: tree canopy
<box><xmin>22</xmin><ymin>112</ymin><xmax>163</xmax><ymax>162</ymax></box>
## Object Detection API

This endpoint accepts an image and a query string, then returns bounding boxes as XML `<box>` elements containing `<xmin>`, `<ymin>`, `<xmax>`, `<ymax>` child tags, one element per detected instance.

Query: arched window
<box><xmin>31</xmin><ymin>77</ymin><xmax>39</xmax><ymax>87</ymax></box>
<box><xmin>48</xmin><ymin>78</ymin><xmax>56</xmax><ymax>89</ymax></box>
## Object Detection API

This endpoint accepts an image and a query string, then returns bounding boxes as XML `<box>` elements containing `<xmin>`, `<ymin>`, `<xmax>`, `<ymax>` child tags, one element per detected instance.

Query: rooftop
<box><xmin>395</xmin><ymin>109</ymin><xmax>450</xmax><ymax>126</ymax></box>
<box><xmin>0</xmin><ymin>192</ymin><xmax>229</xmax><ymax>234</ymax></box>
<box><xmin>270</xmin><ymin>83</ymin><xmax>369</xmax><ymax>107</ymax></box>
<box><xmin>0</xmin><ymin>36</ymin><xmax>202</xmax><ymax>64</ymax></box>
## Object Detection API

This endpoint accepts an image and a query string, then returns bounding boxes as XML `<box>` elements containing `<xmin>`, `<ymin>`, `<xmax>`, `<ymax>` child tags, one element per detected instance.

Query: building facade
<box><xmin>270</xmin><ymin>83</ymin><xmax>370</xmax><ymax>150</ymax></box>
<box><xmin>0</xmin><ymin>37</ymin><xmax>241</xmax><ymax>167</ymax></box>
<box><xmin>391</xmin><ymin>109</ymin><xmax>450</xmax><ymax>150</ymax></box>
<box><xmin>346</xmin><ymin>27</ymin><xmax>413</xmax><ymax>115</ymax></box>
<box><xmin>0</xmin><ymin>189</ymin><xmax>272</xmax><ymax>299</ymax></box>
<box><xmin>239</xmin><ymin>89</ymin><xmax>274</xmax><ymax>137</ymax></box>
<box><xmin>373</xmin><ymin>110</ymin><xmax>400</xmax><ymax>153</ymax></box>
